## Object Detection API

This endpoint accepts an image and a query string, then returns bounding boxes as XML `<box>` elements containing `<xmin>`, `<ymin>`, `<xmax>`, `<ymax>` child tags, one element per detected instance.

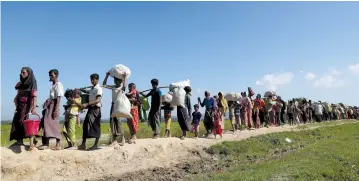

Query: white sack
<box><xmin>225</xmin><ymin>93</ymin><xmax>242</xmax><ymax>101</ymax></box>
<box><xmin>264</xmin><ymin>91</ymin><xmax>276</xmax><ymax>98</ymax></box>
<box><xmin>169</xmin><ymin>79</ymin><xmax>190</xmax><ymax>91</ymax></box>
<box><xmin>171</xmin><ymin>87</ymin><xmax>186</xmax><ymax>107</ymax></box>
<box><xmin>108</xmin><ymin>64</ymin><xmax>132</xmax><ymax>80</ymax></box>
<box><xmin>111</xmin><ymin>90</ymin><xmax>132</xmax><ymax>119</ymax></box>
<box><xmin>162</xmin><ymin>93</ymin><xmax>173</xmax><ymax>103</ymax></box>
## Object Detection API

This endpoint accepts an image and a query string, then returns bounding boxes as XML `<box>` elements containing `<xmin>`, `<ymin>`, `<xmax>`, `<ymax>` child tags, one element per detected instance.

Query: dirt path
<box><xmin>1</xmin><ymin>121</ymin><xmax>354</xmax><ymax>181</ymax></box>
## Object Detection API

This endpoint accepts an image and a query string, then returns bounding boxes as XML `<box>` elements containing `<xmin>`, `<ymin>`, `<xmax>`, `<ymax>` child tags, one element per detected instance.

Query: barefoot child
<box><xmin>161</xmin><ymin>102</ymin><xmax>174</xmax><ymax>138</ymax></box>
<box><xmin>191</xmin><ymin>104</ymin><xmax>202</xmax><ymax>138</ymax></box>
<box><xmin>63</xmin><ymin>89</ymin><xmax>82</xmax><ymax>149</ymax></box>
<box><xmin>103</xmin><ymin>72</ymin><xmax>127</xmax><ymax>146</ymax></box>
<box><xmin>213</xmin><ymin>106</ymin><xmax>223</xmax><ymax>138</ymax></box>
<box><xmin>125</xmin><ymin>83</ymin><xmax>140</xmax><ymax>144</ymax></box>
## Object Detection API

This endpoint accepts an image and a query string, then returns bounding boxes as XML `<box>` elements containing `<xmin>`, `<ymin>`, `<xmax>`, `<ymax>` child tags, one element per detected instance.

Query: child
<box><xmin>234</xmin><ymin>101</ymin><xmax>242</xmax><ymax>131</ymax></box>
<box><xmin>78</xmin><ymin>74</ymin><xmax>103</xmax><ymax>151</ymax></box>
<box><xmin>141</xmin><ymin>79</ymin><xmax>162</xmax><ymax>139</ymax></box>
<box><xmin>191</xmin><ymin>104</ymin><xmax>202</xmax><ymax>138</ymax></box>
<box><xmin>213</xmin><ymin>106</ymin><xmax>223</xmax><ymax>138</ymax></box>
<box><xmin>161</xmin><ymin>102</ymin><xmax>174</xmax><ymax>137</ymax></box>
<box><xmin>126</xmin><ymin>83</ymin><xmax>140</xmax><ymax>144</ymax></box>
<box><xmin>63</xmin><ymin>89</ymin><xmax>82</xmax><ymax>149</ymax></box>
<box><xmin>103</xmin><ymin>72</ymin><xmax>127</xmax><ymax>146</ymax></box>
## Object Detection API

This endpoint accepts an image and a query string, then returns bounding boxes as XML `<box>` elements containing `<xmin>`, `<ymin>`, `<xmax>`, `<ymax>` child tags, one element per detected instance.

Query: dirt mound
<box><xmin>1</xmin><ymin>126</ymin><xmax>294</xmax><ymax>181</ymax></box>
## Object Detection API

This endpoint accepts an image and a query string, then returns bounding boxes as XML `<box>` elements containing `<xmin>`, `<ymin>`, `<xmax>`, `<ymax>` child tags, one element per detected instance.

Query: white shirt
<box><xmin>314</xmin><ymin>104</ymin><xmax>323</xmax><ymax>115</ymax></box>
<box><xmin>49</xmin><ymin>82</ymin><xmax>64</xmax><ymax>99</ymax></box>
<box><xmin>89</xmin><ymin>84</ymin><xmax>103</xmax><ymax>107</ymax></box>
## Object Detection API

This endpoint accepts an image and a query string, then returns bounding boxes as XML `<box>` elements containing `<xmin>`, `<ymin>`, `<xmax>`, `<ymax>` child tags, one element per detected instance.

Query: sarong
<box><xmin>177</xmin><ymin>106</ymin><xmax>191</xmax><ymax>132</ymax></box>
<box><xmin>83</xmin><ymin>106</ymin><xmax>101</xmax><ymax>139</ymax></box>
<box><xmin>63</xmin><ymin>115</ymin><xmax>76</xmax><ymax>144</ymax></box>
<box><xmin>148</xmin><ymin>109</ymin><xmax>161</xmax><ymax>134</ymax></box>
<box><xmin>42</xmin><ymin>99</ymin><xmax>62</xmax><ymax>140</ymax></box>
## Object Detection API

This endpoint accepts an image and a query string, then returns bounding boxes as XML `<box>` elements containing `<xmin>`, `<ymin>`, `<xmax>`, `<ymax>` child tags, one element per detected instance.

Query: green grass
<box><xmin>1</xmin><ymin>120</ymin><xmax>236</xmax><ymax>147</ymax></box>
<box><xmin>195</xmin><ymin>122</ymin><xmax>359</xmax><ymax>181</ymax></box>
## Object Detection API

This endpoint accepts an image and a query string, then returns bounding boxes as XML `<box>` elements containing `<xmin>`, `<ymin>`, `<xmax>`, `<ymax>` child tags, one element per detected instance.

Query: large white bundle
<box><xmin>108</xmin><ymin>64</ymin><xmax>132</xmax><ymax>80</ymax></box>
<box><xmin>169</xmin><ymin>79</ymin><xmax>190</xmax><ymax>91</ymax></box>
<box><xmin>171</xmin><ymin>87</ymin><xmax>186</xmax><ymax>107</ymax></box>
<box><xmin>111</xmin><ymin>90</ymin><xmax>132</xmax><ymax>119</ymax></box>
<box><xmin>225</xmin><ymin>93</ymin><xmax>242</xmax><ymax>101</ymax></box>
<box><xmin>162</xmin><ymin>93</ymin><xmax>173</xmax><ymax>103</ymax></box>
<box><xmin>264</xmin><ymin>91</ymin><xmax>276</xmax><ymax>98</ymax></box>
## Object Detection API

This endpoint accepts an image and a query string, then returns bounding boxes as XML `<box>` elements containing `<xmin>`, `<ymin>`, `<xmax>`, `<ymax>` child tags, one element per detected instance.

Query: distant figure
<box><xmin>213</xmin><ymin>106</ymin><xmax>223</xmax><ymax>139</ymax></box>
<box><xmin>126</xmin><ymin>83</ymin><xmax>140</xmax><ymax>144</ymax></box>
<box><xmin>161</xmin><ymin>102</ymin><xmax>174</xmax><ymax>138</ymax></box>
<box><xmin>191</xmin><ymin>104</ymin><xmax>202</xmax><ymax>138</ymax></box>
<box><xmin>198</xmin><ymin>91</ymin><xmax>217</xmax><ymax>138</ymax></box>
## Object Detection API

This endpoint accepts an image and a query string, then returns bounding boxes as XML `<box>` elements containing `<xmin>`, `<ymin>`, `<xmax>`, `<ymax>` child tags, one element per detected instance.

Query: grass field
<box><xmin>193</xmin><ymin>121</ymin><xmax>359</xmax><ymax>181</ymax></box>
<box><xmin>1</xmin><ymin>120</ymin><xmax>236</xmax><ymax>147</ymax></box>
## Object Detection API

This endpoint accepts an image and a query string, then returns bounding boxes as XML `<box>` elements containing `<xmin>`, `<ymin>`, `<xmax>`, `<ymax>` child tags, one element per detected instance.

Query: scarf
<box><xmin>15</xmin><ymin>67</ymin><xmax>37</xmax><ymax>91</ymax></box>
<box><xmin>218</xmin><ymin>92</ymin><xmax>228</xmax><ymax>113</ymax></box>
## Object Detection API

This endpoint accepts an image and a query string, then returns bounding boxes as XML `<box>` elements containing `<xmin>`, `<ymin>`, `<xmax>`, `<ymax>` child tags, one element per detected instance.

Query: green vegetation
<box><xmin>1</xmin><ymin>120</ymin><xmax>235</xmax><ymax>146</ymax></box>
<box><xmin>196</xmin><ymin>122</ymin><xmax>359</xmax><ymax>181</ymax></box>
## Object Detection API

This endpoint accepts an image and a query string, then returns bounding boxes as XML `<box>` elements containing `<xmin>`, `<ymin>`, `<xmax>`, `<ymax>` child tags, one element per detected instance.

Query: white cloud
<box><xmin>300</xmin><ymin>70</ymin><xmax>304</xmax><ymax>73</ymax></box>
<box><xmin>328</xmin><ymin>67</ymin><xmax>342</xmax><ymax>75</ymax></box>
<box><xmin>348</xmin><ymin>63</ymin><xmax>359</xmax><ymax>75</ymax></box>
<box><xmin>256</xmin><ymin>72</ymin><xmax>294</xmax><ymax>91</ymax></box>
<box><xmin>314</xmin><ymin>75</ymin><xmax>344</xmax><ymax>88</ymax></box>
<box><xmin>305</xmin><ymin>72</ymin><xmax>316</xmax><ymax>80</ymax></box>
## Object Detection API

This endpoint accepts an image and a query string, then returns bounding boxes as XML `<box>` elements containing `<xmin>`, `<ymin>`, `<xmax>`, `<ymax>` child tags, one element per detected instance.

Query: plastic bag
<box><xmin>171</xmin><ymin>87</ymin><xmax>186</xmax><ymax>107</ymax></box>
<box><xmin>169</xmin><ymin>79</ymin><xmax>190</xmax><ymax>91</ymax></box>
<box><xmin>141</xmin><ymin>96</ymin><xmax>150</xmax><ymax>111</ymax></box>
<box><xmin>111</xmin><ymin>90</ymin><xmax>132</xmax><ymax>118</ymax></box>
<box><xmin>108</xmin><ymin>64</ymin><xmax>131</xmax><ymax>80</ymax></box>
<box><xmin>162</xmin><ymin>93</ymin><xmax>173</xmax><ymax>103</ymax></box>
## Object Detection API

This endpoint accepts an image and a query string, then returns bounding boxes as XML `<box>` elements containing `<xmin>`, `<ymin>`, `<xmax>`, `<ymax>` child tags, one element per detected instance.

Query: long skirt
<box><xmin>148</xmin><ymin>109</ymin><xmax>161</xmax><ymax>134</ymax></box>
<box><xmin>203</xmin><ymin>109</ymin><xmax>214</xmax><ymax>133</ymax></box>
<box><xmin>62</xmin><ymin>115</ymin><xmax>76</xmax><ymax>145</ymax></box>
<box><xmin>213</xmin><ymin>117</ymin><xmax>223</xmax><ymax>135</ymax></box>
<box><xmin>110</xmin><ymin>103</ymin><xmax>123</xmax><ymax>137</ymax></box>
<box><xmin>241</xmin><ymin>110</ymin><xmax>248</xmax><ymax>127</ymax></box>
<box><xmin>127</xmin><ymin>106</ymin><xmax>139</xmax><ymax>135</ymax></box>
<box><xmin>218</xmin><ymin>107</ymin><xmax>225</xmax><ymax>130</ymax></box>
<box><xmin>10</xmin><ymin>100</ymin><xmax>31</xmax><ymax>141</ymax></box>
<box><xmin>83</xmin><ymin>106</ymin><xmax>101</xmax><ymax>139</ymax></box>
<box><xmin>177</xmin><ymin>106</ymin><xmax>191</xmax><ymax>132</ymax></box>
<box><xmin>247</xmin><ymin>108</ymin><xmax>253</xmax><ymax>128</ymax></box>
<box><xmin>42</xmin><ymin>99</ymin><xmax>62</xmax><ymax>140</ymax></box>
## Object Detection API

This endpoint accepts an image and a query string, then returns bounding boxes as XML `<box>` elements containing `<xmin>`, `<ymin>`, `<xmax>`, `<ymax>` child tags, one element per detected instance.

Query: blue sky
<box><xmin>2</xmin><ymin>2</ymin><xmax>359</xmax><ymax>120</ymax></box>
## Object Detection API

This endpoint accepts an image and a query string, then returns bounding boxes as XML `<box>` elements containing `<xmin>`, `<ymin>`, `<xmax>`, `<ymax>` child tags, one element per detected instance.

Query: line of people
<box><xmin>10</xmin><ymin>67</ymin><xmax>359</xmax><ymax>151</ymax></box>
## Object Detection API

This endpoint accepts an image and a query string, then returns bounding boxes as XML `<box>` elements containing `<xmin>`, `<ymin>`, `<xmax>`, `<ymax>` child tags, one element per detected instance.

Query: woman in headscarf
<box><xmin>198</xmin><ymin>91</ymin><xmax>217</xmax><ymax>137</ymax></box>
<box><xmin>10</xmin><ymin>67</ymin><xmax>38</xmax><ymax>148</ymax></box>
<box><xmin>240</xmin><ymin>92</ymin><xmax>254</xmax><ymax>130</ymax></box>
<box><xmin>217</xmin><ymin>92</ymin><xmax>228</xmax><ymax>132</ymax></box>
<box><xmin>253</xmin><ymin>94</ymin><xmax>265</xmax><ymax>128</ymax></box>
<box><xmin>38</xmin><ymin>69</ymin><xmax>64</xmax><ymax>150</ymax></box>
<box><xmin>177</xmin><ymin>86</ymin><xmax>192</xmax><ymax>140</ymax></box>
